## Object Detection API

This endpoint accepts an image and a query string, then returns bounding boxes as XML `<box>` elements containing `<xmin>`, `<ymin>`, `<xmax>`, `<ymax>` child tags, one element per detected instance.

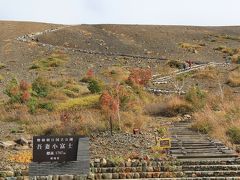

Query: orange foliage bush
<box><xmin>20</xmin><ymin>80</ymin><xmax>31</xmax><ymax>91</ymax></box>
<box><xmin>127</xmin><ymin>68</ymin><xmax>152</xmax><ymax>86</ymax></box>
<box><xmin>99</xmin><ymin>91</ymin><xmax>119</xmax><ymax>118</ymax></box>
<box><xmin>86</xmin><ymin>68</ymin><xmax>94</xmax><ymax>79</ymax></box>
<box><xmin>8</xmin><ymin>151</ymin><xmax>32</xmax><ymax>164</ymax></box>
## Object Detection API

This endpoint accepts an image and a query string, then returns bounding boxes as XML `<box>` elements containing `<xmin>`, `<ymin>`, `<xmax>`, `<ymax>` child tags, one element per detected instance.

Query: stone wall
<box><xmin>0</xmin><ymin>158</ymin><xmax>182</xmax><ymax>179</ymax></box>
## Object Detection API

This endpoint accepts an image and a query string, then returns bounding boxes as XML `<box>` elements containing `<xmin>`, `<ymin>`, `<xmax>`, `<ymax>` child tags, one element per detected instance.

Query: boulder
<box><xmin>59</xmin><ymin>175</ymin><xmax>74</xmax><ymax>180</ymax></box>
<box><xmin>15</xmin><ymin>137</ymin><xmax>28</xmax><ymax>146</ymax></box>
<box><xmin>0</xmin><ymin>141</ymin><xmax>16</xmax><ymax>149</ymax></box>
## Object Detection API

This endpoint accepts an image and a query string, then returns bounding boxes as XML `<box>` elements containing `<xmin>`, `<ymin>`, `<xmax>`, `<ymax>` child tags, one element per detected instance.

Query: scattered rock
<box><xmin>100</xmin><ymin>158</ymin><xmax>107</xmax><ymax>166</ymax></box>
<box><xmin>94</xmin><ymin>158</ymin><xmax>100</xmax><ymax>163</ymax></box>
<box><xmin>183</xmin><ymin>114</ymin><xmax>191</xmax><ymax>120</ymax></box>
<box><xmin>15</xmin><ymin>137</ymin><xmax>28</xmax><ymax>146</ymax></box>
<box><xmin>0</xmin><ymin>141</ymin><xmax>16</xmax><ymax>149</ymax></box>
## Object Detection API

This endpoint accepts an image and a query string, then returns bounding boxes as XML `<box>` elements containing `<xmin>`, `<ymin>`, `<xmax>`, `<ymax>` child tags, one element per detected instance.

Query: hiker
<box><xmin>183</xmin><ymin>62</ymin><xmax>187</xmax><ymax>70</ymax></box>
<box><xmin>186</xmin><ymin>60</ymin><xmax>192</xmax><ymax>69</ymax></box>
<box><xmin>225</xmin><ymin>56</ymin><xmax>231</xmax><ymax>66</ymax></box>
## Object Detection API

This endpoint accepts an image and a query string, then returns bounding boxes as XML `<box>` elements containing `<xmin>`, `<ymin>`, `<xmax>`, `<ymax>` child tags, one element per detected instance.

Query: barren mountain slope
<box><xmin>1</xmin><ymin>21</ymin><xmax>240</xmax><ymax>99</ymax></box>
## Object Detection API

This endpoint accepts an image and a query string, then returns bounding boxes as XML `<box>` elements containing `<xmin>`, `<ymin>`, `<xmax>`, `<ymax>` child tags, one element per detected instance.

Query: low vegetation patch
<box><xmin>214</xmin><ymin>46</ymin><xmax>240</xmax><ymax>64</ymax></box>
<box><xmin>185</xmin><ymin>86</ymin><xmax>206</xmax><ymax>110</ymax></box>
<box><xmin>179</xmin><ymin>42</ymin><xmax>204</xmax><ymax>53</ymax></box>
<box><xmin>0</xmin><ymin>62</ymin><xmax>6</xmax><ymax>69</ymax></box>
<box><xmin>192</xmin><ymin>67</ymin><xmax>218</xmax><ymax>80</ymax></box>
<box><xmin>227</xmin><ymin>127</ymin><xmax>240</xmax><ymax>144</ymax></box>
<box><xmin>192</xmin><ymin>93</ymin><xmax>240</xmax><ymax>146</ymax></box>
<box><xmin>214</xmin><ymin>46</ymin><xmax>238</xmax><ymax>55</ymax></box>
<box><xmin>218</xmin><ymin>34</ymin><xmax>240</xmax><ymax>41</ymax></box>
<box><xmin>102</xmin><ymin>66</ymin><xmax>130</xmax><ymax>82</ymax></box>
<box><xmin>0</xmin><ymin>74</ymin><xmax>3</xmax><ymax>81</ymax></box>
<box><xmin>56</xmin><ymin>94</ymin><xmax>100</xmax><ymax>110</ymax></box>
<box><xmin>191</xmin><ymin>119</ymin><xmax>212</xmax><ymax>134</ymax></box>
<box><xmin>166</xmin><ymin>60</ymin><xmax>186</xmax><ymax>69</ymax></box>
<box><xmin>145</xmin><ymin>96</ymin><xmax>193</xmax><ymax>117</ymax></box>
<box><xmin>227</xmin><ymin>66</ymin><xmax>240</xmax><ymax>87</ymax></box>
<box><xmin>30</xmin><ymin>52</ymin><xmax>68</xmax><ymax>70</ymax></box>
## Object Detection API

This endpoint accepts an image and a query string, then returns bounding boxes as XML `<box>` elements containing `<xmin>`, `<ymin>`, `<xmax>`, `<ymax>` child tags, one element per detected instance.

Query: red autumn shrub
<box><xmin>20</xmin><ymin>80</ymin><xmax>31</xmax><ymax>91</ymax></box>
<box><xmin>86</xmin><ymin>69</ymin><xmax>94</xmax><ymax>79</ymax></box>
<box><xmin>127</xmin><ymin>68</ymin><xmax>152</xmax><ymax>86</ymax></box>
<box><xmin>100</xmin><ymin>91</ymin><xmax>113</xmax><ymax>114</ymax></box>
<box><xmin>21</xmin><ymin>91</ymin><xmax>31</xmax><ymax>102</ymax></box>
<box><xmin>99</xmin><ymin>91</ymin><xmax>119</xmax><ymax>119</ymax></box>
<box><xmin>9</xmin><ymin>86</ymin><xmax>20</xmax><ymax>96</ymax></box>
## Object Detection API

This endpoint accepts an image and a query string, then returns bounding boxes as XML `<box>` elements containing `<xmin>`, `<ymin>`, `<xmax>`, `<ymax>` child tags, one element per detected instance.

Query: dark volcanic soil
<box><xmin>1</xmin><ymin>22</ymin><xmax>240</xmax><ymax>99</ymax></box>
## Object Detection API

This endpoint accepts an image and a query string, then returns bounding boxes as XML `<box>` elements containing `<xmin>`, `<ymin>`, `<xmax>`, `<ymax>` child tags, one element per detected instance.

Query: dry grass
<box><xmin>219</xmin><ymin>34</ymin><xmax>240</xmax><ymax>41</ymax></box>
<box><xmin>102</xmin><ymin>66</ymin><xmax>130</xmax><ymax>82</ymax></box>
<box><xmin>156</xmin><ymin>64</ymin><xmax>176</xmax><ymax>76</ymax></box>
<box><xmin>214</xmin><ymin>46</ymin><xmax>240</xmax><ymax>64</ymax></box>
<box><xmin>145</xmin><ymin>96</ymin><xmax>193</xmax><ymax>117</ymax></box>
<box><xmin>192</xmin><ymin>67</ymin><xmax>218</xmax><ymax>80</ymax></box>
<box><xmin>49</xmin><ymin>109</ymin><xmax>106</xmax><ymax>136</ymax></box>
<box><xmin>179</xmin><ymin>42</ymin><xmax>203</xmax><ymax>53</ymax></box>
<box><xmin>232</xmin><ymin>54</ymin><xmax>240</xmax><ymax>64</ymax></box>
<box><xmin>0</xmin><ymin>103</ymin><xmax>107</xmax><ymax>136</ymax></box>
<box><xmin>180</xmin><ymin>42</ymin><xmax>203</xmax><ymax>49</ymax></box>
<box><xmin>3</xmin><ymin>42</ymin><xmax>13</xmax><ymax>55</ymax></box>
<box><xmin>192</xmin><ymin>93</ymin><xmax>240</xmax><ymax>147</ymax></box>
<box><xmin>120</xmin><ymin>111</ymin><xmax>150</xmax><ymax>132</ymax></box>
<box><xmin>227</xmin><ymin>67</ymin><xmax>240</xmax><ymax>87</ymax></box>
<box><xmin>0</xmin><ymin>62</ymin><xmax>6</xmax><ymax>69</ymax></box>
<box><xmin>56</xmin><ymin>94</ymin><xmax>100</xmax><ymax>110</ymax></box>
<box><xmin>214</xmin><ymin>46</ymin><xmax>238</xmax><ymax>55</ymax></box>
<box><xmin>0</xmin><ymin>74</ymin><xmax>3</xmax><ymax>81</ymax></box>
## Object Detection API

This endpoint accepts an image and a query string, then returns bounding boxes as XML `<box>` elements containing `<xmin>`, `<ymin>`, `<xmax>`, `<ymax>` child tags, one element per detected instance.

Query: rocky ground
<box><xmin>0</xmin><ymin>21</ymin><xmax>240</xmax><ymax>178</ymax></box>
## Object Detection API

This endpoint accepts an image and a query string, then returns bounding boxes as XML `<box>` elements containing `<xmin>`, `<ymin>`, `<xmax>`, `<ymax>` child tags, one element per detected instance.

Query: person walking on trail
<box><xmin>186</xmin><ymin>60</ymin><xmax>192</xmax><ymax>69</ymax></box>
<box><xmin>225</xmin><ymin>56</ymin><xmax>231</xmax><ymax>66</ymax></box>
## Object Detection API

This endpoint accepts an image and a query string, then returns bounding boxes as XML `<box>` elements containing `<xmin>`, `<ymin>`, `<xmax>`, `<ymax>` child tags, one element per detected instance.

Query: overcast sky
<box><xmin>0</xmin><ymin>0</ymin><xmax>239</xmax><ymax>26</ymax></box>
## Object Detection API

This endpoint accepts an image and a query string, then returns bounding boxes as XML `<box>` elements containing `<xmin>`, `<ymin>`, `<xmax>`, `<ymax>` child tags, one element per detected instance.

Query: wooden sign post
<box><xmin>152</xmin><ymin>138</ymin><xmax>171</xmax><ymax>151</ymax></box>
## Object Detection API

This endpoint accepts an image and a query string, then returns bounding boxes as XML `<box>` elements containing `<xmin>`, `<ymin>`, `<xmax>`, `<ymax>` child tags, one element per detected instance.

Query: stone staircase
<box><xmin>169</xmin><ymin>120</ymin><xmax>240</xmax><ymax>179</ymax></box>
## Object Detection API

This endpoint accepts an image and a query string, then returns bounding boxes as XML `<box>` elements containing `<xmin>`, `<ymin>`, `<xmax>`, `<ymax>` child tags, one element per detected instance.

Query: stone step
<box><xmin>172</xmin><ymin>141</ymin><xmax>213</xmax><ymax>144</ymax></box>
<box><xmin>170</xmin><ymin>146</ymin><xmax>227</xmax><ymax>150</ymax></box>
<box><xmin>184</xmin><ymin>170</ymin><xmax>240</xmax><ymax>177</ymax></box>
<box><xmin>171</xmin><ymin>141</ymin><xmax>222</xmax><ymax>145</ymax></box>
<box><xmin>171</xmin><ymin>143</ymin><xmax>217</xmax><ymax>147</ymax></box>
<box><xmin>147</xmin><ymin>177</ymin><xmax>240</xmax><ymax>180</ymax></box>
<box><xmin>95</xmin><ymin>171</ymin><xmax>240</xmax><ymax>179</ymax></box>
<box><xmin>174</xmin><ymin>154</ymin><xmax>238</xmax><ymax>159</ymax></box>
<box><xmin>170</xmin><ymin>149</ymin><xmax>234</xmax><ymax>154</ymax></box>
<box><xmin>182</xmin><ymin>164</ymin><xmax>240</xmax><ymax>171</ymax></box>
<box><xmin>94</xmin><ymin>172</ymin><xmax>185</xmax><ymax>179</ymax></box>
<box><xmin>171</xmin><ymin>134</ymin><xmax>208</xmax><ymax>137</ymax></box>
<box><xmin>179</xmin><ymin>159</ymin><xmax>240</xmax><ymax>165</ymax></box>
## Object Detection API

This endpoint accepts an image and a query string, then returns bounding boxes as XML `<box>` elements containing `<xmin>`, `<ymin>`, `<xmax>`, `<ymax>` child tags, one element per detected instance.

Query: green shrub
<box><xmin>226</xmin><ymin>127</ymin><xmax>240</xmax><ymax>144</ymax></box>
<box><xmin>32</xmin><ymin>77</ymin><xmax>51</xmax><ymax>97</ymax></box>
<box><xmin>4</xmin><ymin>78</ymin><xmax>21</xmax><ymax>103</ymax></box>
<box><xmin>185</xmin><ymin>86</ymin><xmax>206</xmax><ymax>109</ymax></box>
<box><xmin>0</xmin><ymin>63</ymin><xmax>6</xmax><ymax>69</ymax></box>
<box><xmin>38</xmin><ymin>102</ymin><xmax>54</xmax><ymax>111</ymax></box>
<box><xmin>167</xmin><ymin>60</ymin><xmax>186</xmax><ymax>69</ymax></box>
<box><xmin>87</xmin><ymin>79</ymin><xmax>103</xmax><ymax>94</ymax></box>
<box><xmin>63</xmin><ymin>89</ymin><xmax>78</xmax><ymax>98</ymax></box>
<box><xmin>56</xmin><ymin>95</ymin><xmax>100</xmax><ymax>110</ymax></box>
<box><xmin>27</xmin><ymin>97</ymin><xmax>38</xmax><ymax>114</ymax></box>
<box><xmin>0</xmin><ymin>74</ymin><xmax>3</xmax><ymax>81</ymax></box>
<box><xmin>30</xmin><ymin>53</ymin><xmax>68</xmax><ymax>70</ymax></box>
<box><xmin>191</xmin><ymin>121</ymin><xmax>212</xmax><ymax>134</ymax></box>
